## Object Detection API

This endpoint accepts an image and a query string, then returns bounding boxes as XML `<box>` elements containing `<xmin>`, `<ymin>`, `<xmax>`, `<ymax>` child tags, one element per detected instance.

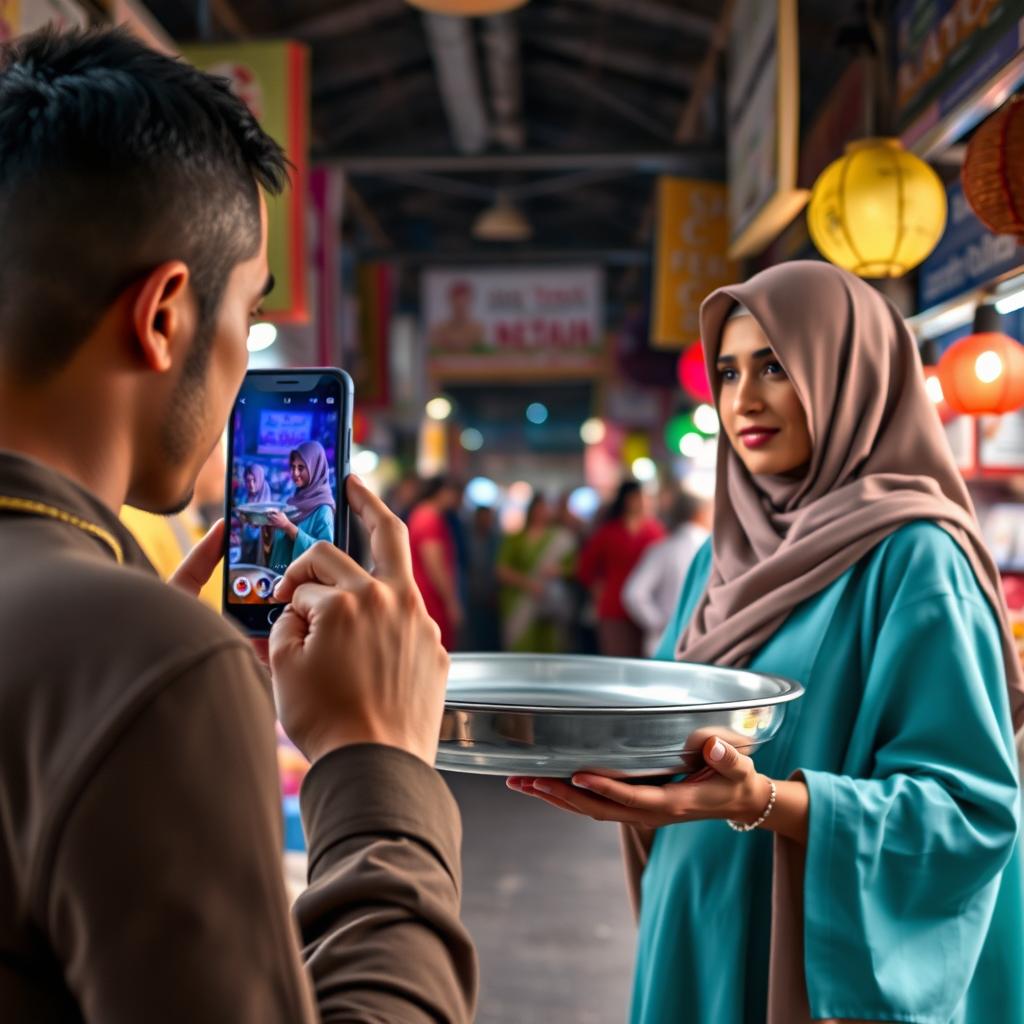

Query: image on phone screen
<box><xmin>224</xmin><ymin>370</ymin><xmax>352</xmax><ymax>632</ymax></box>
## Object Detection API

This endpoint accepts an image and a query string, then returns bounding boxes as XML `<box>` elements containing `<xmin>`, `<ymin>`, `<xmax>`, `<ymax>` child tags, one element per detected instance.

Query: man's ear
<box><xmin>131</xmin><ymin>261</ymin><xmax>192</xmax><ymax>373</ymax></box>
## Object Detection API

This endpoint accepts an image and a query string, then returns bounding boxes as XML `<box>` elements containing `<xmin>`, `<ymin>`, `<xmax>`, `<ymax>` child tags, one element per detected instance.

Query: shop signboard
<box><xmin>726</xmin><ymin>0</ymin><xmax>808</xmax><ymax>259</ymax></box>
<box><xmin>0</xmin><ymin>0</ymin><xmax>87</xmax><ymax>40</ymax></box>
<box><xmin>182</xmin><ymin>42</ymin><xmax>310</xmax><ymax>324</ymax></box>
<box><xmin>896</xmin><ymin>0</ymin><xmax>1024</xmax><ymax>141</ymax></box>
<box><xmin>422</xmin><ymin>266</ymin><xmax>605</xmax><ymax>380</ymax></box>
<box><xmin>651</xmin><ymin>177</ymin><xmax>736</xmax><ymax>349</ymax></box>
<box><xmin>918</xmin><ymin>180</ymin><xmax>1024</xmax><ymax>310</ymax></box>
<box><xmin>979</xmin><ymin>411</ymin><xmax>1024</xmax><ymax>472</ymax></box>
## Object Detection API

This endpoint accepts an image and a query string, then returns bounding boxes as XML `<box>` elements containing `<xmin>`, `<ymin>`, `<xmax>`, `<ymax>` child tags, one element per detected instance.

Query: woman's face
<box><xmin>290</xmin><ymin>456</ymin><xmax>310</xmax><ymax>489</ymax></box>
<box><xmin>716</xmin><ymin>316</ymin><xmax>812</xmax><ymax>478</ymax></box>
<box><xmin>245</xmin><ymin>470</ymin><xmax>257</xmax><ymax>496</ymax></box>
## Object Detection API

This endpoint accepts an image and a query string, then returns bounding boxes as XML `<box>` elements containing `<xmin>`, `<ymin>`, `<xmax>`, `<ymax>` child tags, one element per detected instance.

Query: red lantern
<box><xmin>962</xmin><ymin>96</ymin><xmax>1024</xmax><ymax>238</ymax></box>
<box><xmin>922</xmin><ymin>365</ymin><xmax>957</xmax><ymax>424</ymax></box>
<box><xmin>677</xmin><ymin>341</ymin><xmax>712</xmax><ymax>403</ymax></box>
<box><xmin>937</xmin><ymin>332</ymin><xmax>1024</xmax><ymax>415</ymax></box>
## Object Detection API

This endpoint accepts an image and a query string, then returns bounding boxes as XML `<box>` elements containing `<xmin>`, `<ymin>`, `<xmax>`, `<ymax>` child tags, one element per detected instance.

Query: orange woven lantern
<box><xmin>937</xmin><ymin>332</ymin><xmax>1024</xmax><ymax>415</ymax></box>
<box><xmin>962</xmin><ymin>96</ymin><xmax>1024</xmax><ymax>238</ymax></box>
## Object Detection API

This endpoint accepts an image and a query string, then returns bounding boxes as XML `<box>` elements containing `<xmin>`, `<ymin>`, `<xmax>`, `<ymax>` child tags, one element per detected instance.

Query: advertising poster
<box><xmin>896</xmin><ymin>0</ymin><xmax>1024</xmax><ymax>138</ymax></box>
<box><xmin>651</xmin><ymin>178</ymin><xmax>736</xmax><ymax>349</ymax></box>
<box><xmin>726</xmin><ymin>0</ymin><xmax>807</xmax><ymax>258</ymax></box>
<box><xmin>183</xmin><ymin>41</ymin><xmax>310</xmax><ymax>323</ymax></box>
<box><xmin>422</xmin><ymin>266</ymin><xmax>605</xmax><ymax>380</ymax></box>
<box><xmin>919</xmin><ymin>180</ymin><xmax>1024</xmax><ymax>310</ymax></box>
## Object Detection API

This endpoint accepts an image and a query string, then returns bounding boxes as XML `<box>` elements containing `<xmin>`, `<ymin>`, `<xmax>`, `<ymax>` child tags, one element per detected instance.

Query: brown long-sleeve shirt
<box><xmin>0</xmin><ymin>451</ymin><xmax>477</xmax><ymax>1022</ymax></box>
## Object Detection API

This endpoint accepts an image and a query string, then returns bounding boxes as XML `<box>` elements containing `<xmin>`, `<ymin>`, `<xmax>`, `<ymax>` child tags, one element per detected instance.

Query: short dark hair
<box><xmin>0</xmin><ymin>27</ymin><xmax>288</xmax><ymax>380</ymax></box>
<box><xmin>667</xmin><ymin>491</ymin><xmax>702</xmax><ymax>530</ymax></box>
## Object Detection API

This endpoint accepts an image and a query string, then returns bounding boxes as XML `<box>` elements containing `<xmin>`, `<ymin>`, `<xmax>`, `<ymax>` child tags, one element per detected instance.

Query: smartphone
<box><xmin>223</xmin><ymin>368</ymin><xmax>354</xmax><ymax>636</ymax></box>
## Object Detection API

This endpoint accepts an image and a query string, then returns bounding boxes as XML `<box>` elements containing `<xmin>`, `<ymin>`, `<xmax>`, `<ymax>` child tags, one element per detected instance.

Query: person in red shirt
<box><xmin>578</xmin><ymin>480</ymin><xmax>666</xmax><ymax>658</ymax></box>
<box><xmin>408</xmin><ymin>476</ymin><xmax>464</xmax><ymax>649</ymax></box>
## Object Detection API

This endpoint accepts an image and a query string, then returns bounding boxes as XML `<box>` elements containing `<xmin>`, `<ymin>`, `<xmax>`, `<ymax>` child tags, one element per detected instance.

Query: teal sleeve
<box><xmin>291</xmin><ymin>506</ymin><xmax>335</xmax><ymax>559</ymax></box>
<box><xmin>652</xmin><ymin>539</ymin><xmax>712</xmax><ymax>661</ymax></box>
<box><xmin>801</xmin><ymin>588</ymin><xmax>1020</xmax><ymax>1022</ymax></box>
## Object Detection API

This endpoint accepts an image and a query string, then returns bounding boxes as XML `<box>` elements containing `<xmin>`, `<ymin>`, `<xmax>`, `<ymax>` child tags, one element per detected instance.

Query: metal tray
<box><xmin>437</xmin><ymin>654</ymin><xmax>803</xmax><ymax>779</ymax></box>
<box><xmin>236</xmin><ymin>502</ymin><xmax>298</xmax><ymax>526</ymax></box>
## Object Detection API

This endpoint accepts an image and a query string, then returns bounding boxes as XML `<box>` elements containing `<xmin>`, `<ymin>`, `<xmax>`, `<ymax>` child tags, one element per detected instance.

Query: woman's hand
<box><xmin>267</xmin><ymin>510</ymin><xmax>298</xmax><ymax>538</ymax></box>
<box><xmin>508</xmin><ymin>735</ymin><xmax>770</xmax><ymax>829</ymax></box>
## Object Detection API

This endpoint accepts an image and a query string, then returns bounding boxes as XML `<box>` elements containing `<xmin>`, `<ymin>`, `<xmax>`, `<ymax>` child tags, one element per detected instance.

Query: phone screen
<box><xmin>224</xmin><ymin>369</ymin><xmax>352</xmax><ymax>634</ymax></box>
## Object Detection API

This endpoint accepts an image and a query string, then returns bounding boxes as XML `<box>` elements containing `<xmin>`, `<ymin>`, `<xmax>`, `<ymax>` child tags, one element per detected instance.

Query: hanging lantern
<box><xmin>807</xmin><ymin>138</ymin><xmax>947</xmax><ymax>277</ymax></box>
<box><xmin>962</xmin><ymin>96</ymin><xmax>1024</xmax><ymax>238</ymax></box>
<box><xmin>922</xmin><ymin>365</ymin><xmax>957</xmax><ymax>424</ymax></box>
<box><xmin>937</xmin><ymin>332</ymin><xmax>1024</xmax><ymax>415</ymax></box>
<box><xmin>677</xmin><ymin>342</ymin><xmax>712</xmax><ymax>402</ymax></box>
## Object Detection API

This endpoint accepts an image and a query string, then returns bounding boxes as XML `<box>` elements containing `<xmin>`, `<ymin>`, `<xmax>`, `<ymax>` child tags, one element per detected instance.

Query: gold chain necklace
<box><xmin>0</xmin><ymin>495</ymin><xmax>124</xmax><ymax>565</ymax></box>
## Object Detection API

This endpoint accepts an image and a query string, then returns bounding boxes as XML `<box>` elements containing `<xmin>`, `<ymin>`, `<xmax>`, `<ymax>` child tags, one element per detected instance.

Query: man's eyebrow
<box><xmin>259</xmin><ymin>274</ymin><xmax>275</xmax><ymax>299</ymax></box>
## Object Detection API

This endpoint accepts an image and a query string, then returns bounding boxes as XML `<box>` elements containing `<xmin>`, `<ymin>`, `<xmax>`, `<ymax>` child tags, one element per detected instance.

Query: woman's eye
<box><xmin>764</xmin><ymin>361</ymin><xmax>786</xmax><ymax>378</ymax></box>
<box><xmin>719</xmin><ymin>368</ymin><xmax>738</xmax><ymax>383</ymax></box>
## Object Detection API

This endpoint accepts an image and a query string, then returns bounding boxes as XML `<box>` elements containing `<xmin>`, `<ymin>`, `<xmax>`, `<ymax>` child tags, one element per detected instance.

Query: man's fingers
<box><xmin>273</xmin><ymin>540</ymin><xmax>369</xmax><ymax>603</ymax></box>
<box><xmin>168</xmin><ymin>520</ymin><xmax>225</xmax><ymax>596</ymax></box>
<box><xmin>346</xmin><ymin>475</ymin><xmax>413</xmax><ymax>582</ymax></box>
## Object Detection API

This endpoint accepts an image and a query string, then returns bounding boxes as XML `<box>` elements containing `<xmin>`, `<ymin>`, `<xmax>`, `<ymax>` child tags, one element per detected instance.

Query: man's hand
<box><xmin>169</xmin><ymin>520</ymin><xmax>224</xmax><ymax>597</ymax></box>
<box><xmin>269</xmin><ymin>476</ymin><xmax>450</xmax><ymax>766</ymax></box>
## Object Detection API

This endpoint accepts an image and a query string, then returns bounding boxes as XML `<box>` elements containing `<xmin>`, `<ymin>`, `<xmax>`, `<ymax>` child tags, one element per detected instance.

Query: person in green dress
<box><xmin>497</xmin><ymin>494</ymin><xmax>577</xmax><ymax>653</ymax></box>
<box><xmin>508</xmin><ymin>261</ymin><xmax>1024</xmax><ymax>1023</ymax></box>
<box><xmin>265</xmin><ymin>441</ymin><xmax>335</xmax><ymax>576</ymax></box>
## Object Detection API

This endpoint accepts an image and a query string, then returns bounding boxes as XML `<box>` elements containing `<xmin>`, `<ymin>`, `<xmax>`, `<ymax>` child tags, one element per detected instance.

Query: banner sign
<box><xmin>919</xmin><ymin>180</ymin><xmax>1024</xmax><ymax>310</ymax></box>
<box><xmin>895</xmin><ymin>0</ymin><xmax>1024</xmax><ymax>136</ymax></box>
<box><xmin>422</xmin><ymin>266</ymin><xmax>605</xmax><ymax>379</ymax></box>
<box><xmin>183</xmin><ymin>42</ymin><xmax>310</xmax><ymax>324</ymax></box>
<box><xmin>0</xmin><ymin>0</ymin><xmax>87</xmax><ymax>40</ymax></box>
<box><xmin>726</xmin><ymin>0</ymin><xmax>808</xmax><ymax>259</ymax></box>
<box><xmin>651</xmin><ymin>178</ymin><xmax>736</xmax><ymax>349</ymax></box>
<box><xmin>258</xmin><ymin>410</ymin><xmax>313</xmax><ymax>456</ymax></box>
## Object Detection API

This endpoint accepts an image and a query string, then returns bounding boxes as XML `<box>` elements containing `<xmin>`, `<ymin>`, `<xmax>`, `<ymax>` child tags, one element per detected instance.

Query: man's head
<box><xmin>0</xmin><ymin>28</ymin><xmax>287</xmax><ymax>512</ymax></box>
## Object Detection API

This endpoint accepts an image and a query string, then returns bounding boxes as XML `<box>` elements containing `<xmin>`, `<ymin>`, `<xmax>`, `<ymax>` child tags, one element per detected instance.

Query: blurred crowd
<box><xmin>381</xmin><ymin>475</ymin><xmax>714</xmax><ymax>660</ymax></box>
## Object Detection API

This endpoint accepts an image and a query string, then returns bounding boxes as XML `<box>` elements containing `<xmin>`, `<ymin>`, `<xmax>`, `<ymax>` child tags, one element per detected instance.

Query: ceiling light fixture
<box><xmin>472</xmin><ymin>193</ymin><xmax>533</xmax><ymax>242</ymax></box>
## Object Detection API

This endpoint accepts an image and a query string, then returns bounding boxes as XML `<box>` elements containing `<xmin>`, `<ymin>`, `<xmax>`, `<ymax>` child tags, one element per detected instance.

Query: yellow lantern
<box><xmin>807</xmin><ymin>138</ymin><xmax>947</xmax><ymax>278</ymax></box>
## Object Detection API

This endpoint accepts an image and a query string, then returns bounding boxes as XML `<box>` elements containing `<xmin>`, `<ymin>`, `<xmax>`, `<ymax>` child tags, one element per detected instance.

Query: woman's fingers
<box><xmin>511</xmin><ymin>777</ymin><xmax>654</xmax><ymax>825</ymax></box>
<box><xmin>570</xmin><ymin>774</ymin><xmax>685</xmax><ymax>813</ymax></box>
<box><xmin>702</xmin><ymin>736</ymin><xmax>754</xmax><ymax>783</ymax></box>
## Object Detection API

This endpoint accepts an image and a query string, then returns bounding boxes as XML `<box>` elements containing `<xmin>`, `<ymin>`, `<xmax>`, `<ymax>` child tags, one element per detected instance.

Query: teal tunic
<box><xmin>633</xmin><ymin>522</ymin><xmax>1023</xmax><ymax>1024</ymax></box>
<box><xmin>267</xmin><ymin>504</ymin><xmax>334</xmax><ymax>576</ymax></box>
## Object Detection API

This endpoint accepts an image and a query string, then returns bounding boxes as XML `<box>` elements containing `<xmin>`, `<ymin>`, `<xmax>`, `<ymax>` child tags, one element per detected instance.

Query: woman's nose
<box><xmin>732</xmin><ymin>374</ymin><xmax>765</xmax><ymax>415</ymax></box>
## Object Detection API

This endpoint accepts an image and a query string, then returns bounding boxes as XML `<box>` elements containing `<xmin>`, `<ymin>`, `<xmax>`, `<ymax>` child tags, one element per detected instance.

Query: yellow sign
<box><xmin>183</xmin><ymin>42</ymin><xmax>310</xmax><ymax>324</ymax></box>
<box><xmin>651</xmin><ymin>177</ymin><xmax>736</xmax><ymax>349</ymax></box>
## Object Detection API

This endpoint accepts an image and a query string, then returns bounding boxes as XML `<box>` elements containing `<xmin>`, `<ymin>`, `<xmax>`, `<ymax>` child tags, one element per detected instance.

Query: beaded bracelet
<box><xmin>727</xmin><ymin>777</ymin><xmax>777</xmax><ymax>833</ymax></box>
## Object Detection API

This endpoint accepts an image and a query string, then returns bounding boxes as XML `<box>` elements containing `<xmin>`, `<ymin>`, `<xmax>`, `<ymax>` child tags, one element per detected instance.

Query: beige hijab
<box><xmin>676</xmin><ymin>259</ymin><xmax>1024</xmax><ymax>732</ymax></box>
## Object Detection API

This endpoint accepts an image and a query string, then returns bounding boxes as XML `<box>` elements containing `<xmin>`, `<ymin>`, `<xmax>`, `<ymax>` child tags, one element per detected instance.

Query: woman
<box><xmin>578</xmin><ymin>481</ymin><xmax>665</xmax><ymax>658</ymax></box>
<box><xmin>240</xmin><ymin>463</ymin><xmax>272</xmax><ymax>565</ymax></box>
<box><xmin>408</xmin><ymin>476</ymin><xmax>463</xmax><ymax>650</ymax></box>
<box><xmin>497</xmin><ymin>494</ymin><xmax>576</xmax><ymax>653</ymax></box>
<box><xmin>266</xmin><ymin>441</ymin><xmax>335</xmax><ymax>576</ymax></box>
<box><xmin>509</xmin><ymin>262</ymin><xmax>1024</xmax><ymax>1024</ymax></box>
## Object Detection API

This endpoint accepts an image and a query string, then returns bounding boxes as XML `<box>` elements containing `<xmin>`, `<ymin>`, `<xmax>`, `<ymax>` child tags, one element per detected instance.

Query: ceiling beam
<box><xmin>317</xmin><ymin>71</ymin><xmax>437</xmax><ymax>147</ymax></box>
<box><xmin>530</xmin><ymin>62</ymin><xmax>677</xmax><ymax>143</ymax></box>
<box><xmin>326</xmin><ymin>148</ymin><xmax>723</xmax><ymax>176</ymax></box>
<box><xmin>675</xmin><ymin>0</ymin><xmax>735</xmax><ymax>142</ymax></box>
<box><xmin>283</xmin><ymin>0</ymin><xmax>408</xmax><ymax>40</ymax></box>
<box><xmin>559</xmin><ymin>0</ymin><xmax>715</xmax><ymax>37</ymax></box>
<box><xmin>526</xmin><ymin>34</ymin><xmax>694</xmax><ymax>91</ymax></box>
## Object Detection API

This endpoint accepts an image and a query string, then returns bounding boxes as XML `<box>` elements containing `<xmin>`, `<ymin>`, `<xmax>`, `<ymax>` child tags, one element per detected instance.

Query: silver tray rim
<box><xmin>444</xmin><ymin>653</ymin><xmax>804</xmax><ymax>716</ymax></box>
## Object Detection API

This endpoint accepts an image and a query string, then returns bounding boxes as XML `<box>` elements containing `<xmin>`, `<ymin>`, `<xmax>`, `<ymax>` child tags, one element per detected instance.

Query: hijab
<box><xmin>676</xmin><ymin>260</ymin><xmax>1024</xmax><ymax>732</ymax></box>
<box><xmin>288</xmin><ymin>441</ymin><xmax>336</xmax><ymax>523</ymax></box>
<box><xmin>245</xmin><ymin>464</ymin><xmax>272</xmax><ymax>504</ymax></box>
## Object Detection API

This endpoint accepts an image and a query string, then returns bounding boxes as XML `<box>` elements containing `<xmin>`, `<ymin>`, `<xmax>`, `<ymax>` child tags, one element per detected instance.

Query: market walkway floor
<box><xmin>446</xmin><ymin>773</ymin><xmax>637</xmax><ymax>1024</ymax></box>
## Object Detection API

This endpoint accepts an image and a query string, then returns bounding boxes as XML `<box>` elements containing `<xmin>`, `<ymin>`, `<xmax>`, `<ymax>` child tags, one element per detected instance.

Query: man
<box><xmin>0</xmin><ymin>28</ymin><xmax>476</xmax><ymax>1023</ymax></box>
<box><xmin>622</xmin><ymin>490</ymin><xmax>712</xmax><ymax>656</ymax></box>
